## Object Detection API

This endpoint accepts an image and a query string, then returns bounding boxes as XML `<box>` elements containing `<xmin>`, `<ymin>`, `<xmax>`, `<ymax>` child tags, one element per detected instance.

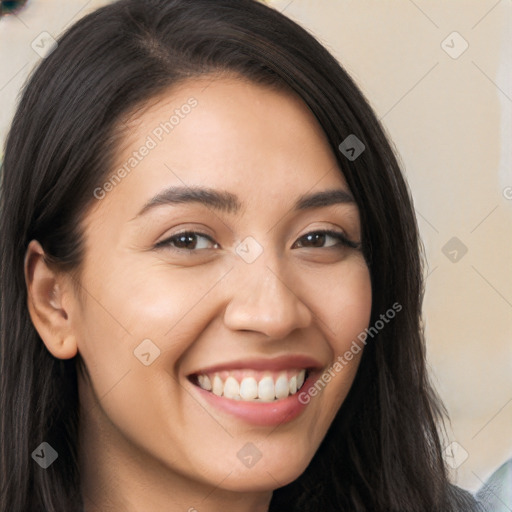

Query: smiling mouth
<box><xmin>189</xmin><ymin>368</ymin><xmax>310</xmax><ymax>402</ymax></box>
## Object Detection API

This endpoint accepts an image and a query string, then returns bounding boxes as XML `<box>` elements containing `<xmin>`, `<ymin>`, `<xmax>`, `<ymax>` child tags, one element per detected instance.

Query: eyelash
<box><xmin>155</xmin><ymin>229</ymin><xmax>360</xmax><ymax>252</ymax></box>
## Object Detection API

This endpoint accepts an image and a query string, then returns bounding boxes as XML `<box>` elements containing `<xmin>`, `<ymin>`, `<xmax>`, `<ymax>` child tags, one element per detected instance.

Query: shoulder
<box><xmin>476</xmin><ymin>458</ymin><xmax>512</xmax><ymax>511</ymax></box>
<box><xmin>447</xmin><ymin>483</ymin><xmax>485</xmax><ymax>512</ymax></box>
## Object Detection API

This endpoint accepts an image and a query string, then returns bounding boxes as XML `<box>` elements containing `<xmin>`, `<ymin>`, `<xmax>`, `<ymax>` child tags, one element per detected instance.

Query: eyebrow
<box><xmin>133</xmin><ymin>185</ymin><xmax>355</xmax><ymax>218</ymax></box>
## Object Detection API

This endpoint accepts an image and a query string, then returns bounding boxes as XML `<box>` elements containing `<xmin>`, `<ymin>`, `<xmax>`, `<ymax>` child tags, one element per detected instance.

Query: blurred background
<box><xmin>1</xmin><ymin>0</ymin><xmax>511</xmax><ymax>494</ymax></box>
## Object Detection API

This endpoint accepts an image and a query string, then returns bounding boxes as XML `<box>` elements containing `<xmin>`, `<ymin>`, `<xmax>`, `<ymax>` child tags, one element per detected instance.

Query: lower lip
<box><xmin>191</xmin><ymin>373</ymin><xmax>318</xmax><ymax>427</ymax></box>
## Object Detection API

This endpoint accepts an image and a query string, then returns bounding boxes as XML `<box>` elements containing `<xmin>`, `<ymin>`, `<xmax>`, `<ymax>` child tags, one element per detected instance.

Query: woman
<box><xmin>0</xmin><ymin>0</ymin><xmax>483</xmax><ymax>510</ymax></box>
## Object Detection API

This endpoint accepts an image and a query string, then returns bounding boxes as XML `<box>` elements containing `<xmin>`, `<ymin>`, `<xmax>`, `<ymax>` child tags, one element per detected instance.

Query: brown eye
<box><xmin>292</xmin><ymin>230</ymin><xmax>359</xmax><ymax>250</ymax></box>
<box><xmin>156</xmin><ymin>231</ymin><xmax>218</xmax><ymax>251</ymax></box>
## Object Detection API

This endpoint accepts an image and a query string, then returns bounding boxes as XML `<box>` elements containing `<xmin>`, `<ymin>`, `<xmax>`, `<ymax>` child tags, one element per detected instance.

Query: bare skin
<box><xmin>25</xmin><ymin>75</ymin><xmax>372</xmax><ymax>512</ymax></box>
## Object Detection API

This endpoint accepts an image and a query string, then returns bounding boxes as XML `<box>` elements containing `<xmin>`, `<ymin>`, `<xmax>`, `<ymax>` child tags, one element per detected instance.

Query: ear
<box><xmin>24</xmin><ymin>240</ymin><xmax>78</xmax><ymax>359</ymax></box>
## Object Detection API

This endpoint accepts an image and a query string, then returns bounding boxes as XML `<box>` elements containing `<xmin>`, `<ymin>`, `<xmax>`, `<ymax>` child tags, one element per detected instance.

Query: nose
<box><xmin>223</xmin><ymin>261</ymin><xmax>313</xmax><ymax>339</ymax></box>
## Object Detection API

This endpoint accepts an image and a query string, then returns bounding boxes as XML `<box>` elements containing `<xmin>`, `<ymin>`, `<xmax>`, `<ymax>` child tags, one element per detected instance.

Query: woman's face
<box><xmin>74</xmin><ymin>75</ymin><xmax>372</xmax><ymax>497</ymax></box>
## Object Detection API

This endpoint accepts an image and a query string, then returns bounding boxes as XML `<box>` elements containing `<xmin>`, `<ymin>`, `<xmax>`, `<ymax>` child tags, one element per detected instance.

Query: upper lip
<box><xmin>189</xmin><ymin>354</ymin><xmax>325</xmax><ymax>375</ymax></box>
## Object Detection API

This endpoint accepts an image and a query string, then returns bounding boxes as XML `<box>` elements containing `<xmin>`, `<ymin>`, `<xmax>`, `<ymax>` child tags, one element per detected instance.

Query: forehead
<box><xmin>92</xmin><ymin>75</ymin><xmax>350</xmax><ymax>221</ymax></box>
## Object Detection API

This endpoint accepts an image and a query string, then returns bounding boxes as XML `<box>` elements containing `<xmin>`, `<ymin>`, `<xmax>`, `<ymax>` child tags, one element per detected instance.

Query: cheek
<box><xmin>74</xmin><ymin>261</ymin><xmax>232</xmax><ymax>476</ymax></box>
<box><xmin>74</xmin><ymin>257</ymin><xmax>231</xmax><ymax>399</ymax></box>
<box><xmin>302</xmin><ymin>256</ymin><xmax>372</xmax><ymax>349</ymax></box>
<box><xmin>299</xmin><ymin>257</ymin><xmax>371</xmax><ymax>402</ymax></box>
<box><xmin>79</xmin><ymin>256</ymin><xmax>226</xmax><ymax>339</ymax></box>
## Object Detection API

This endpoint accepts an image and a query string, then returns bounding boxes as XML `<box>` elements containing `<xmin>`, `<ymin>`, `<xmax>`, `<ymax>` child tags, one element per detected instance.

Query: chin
<box><xmin>214</xmin><ymin>452</ymin><xmax>313</xmax><ymax>493</ymax></box>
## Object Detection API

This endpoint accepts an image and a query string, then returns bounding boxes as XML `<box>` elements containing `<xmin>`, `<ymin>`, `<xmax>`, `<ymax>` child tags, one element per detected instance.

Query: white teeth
<box><xmin>239</xmin><ymin>377</ymin><xmax>258</xmax><ymax>400</ymax></box>
<box><xmin>297</xmin><ymin>369</ymin><xmax>306</xmax><ymax>389</ymax></box>
<box><xmin>196</xmin><ymin>369</ymin><xmax>309</xmax><ymax>402</ymax></box>
<box><xmin>223</xmin><ymin>376</ymin><xmax>240</xmax><ymax>399</ymax></box>
<box><xmin>197</xmin><ymin>374</ymin><xmax>212</xmax><ymax>391</ymax></box>
<box><xmin>212</xmin><ymin>375</ymin><xmax>223</xmax><ymax>396</ymax></box>
<box><xmin>258</xmin><ymin>376</ymin><xmax>275</xmax><ymax>401</ymax></box>
<box><xmin>275</xmin><ymin>373</ymin><xmax>290</xmax><ymax>399</ymax></box>
<box><xmin>289</xmin><ymin>375</ymin><xmax>297</xmax><ymax>394</ymax></box>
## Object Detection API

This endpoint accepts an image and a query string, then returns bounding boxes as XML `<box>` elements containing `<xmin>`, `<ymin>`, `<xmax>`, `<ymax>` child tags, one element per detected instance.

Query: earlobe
<box><xmin>24</xmin><ymin>240</ymin><xmax>78</xmax><ymax>360</ymax></box>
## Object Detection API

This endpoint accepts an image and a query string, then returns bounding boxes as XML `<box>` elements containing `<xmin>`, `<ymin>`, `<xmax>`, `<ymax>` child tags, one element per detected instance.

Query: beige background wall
<box><xmin>1</xmin><ymin>0</ymin><xmax>511</xmax><ymax>493</ymax></box>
